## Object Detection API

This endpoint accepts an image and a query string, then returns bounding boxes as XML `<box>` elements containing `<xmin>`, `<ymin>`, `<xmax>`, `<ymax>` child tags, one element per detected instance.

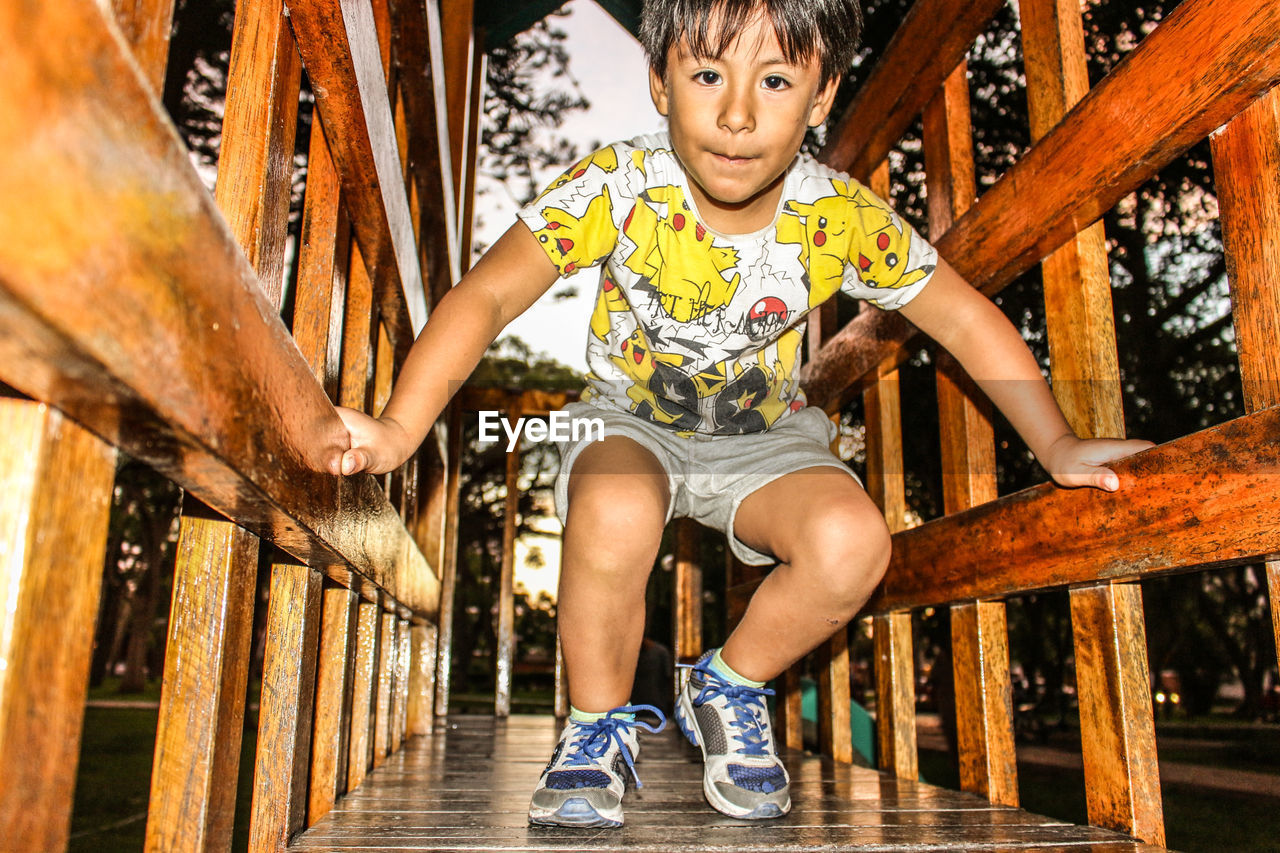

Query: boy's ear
<box><xmin>649</xmin><ymin>65</ymin><xmax>670</xmax><ymax>116</ymax></box>
<box><xmin>807</xmin><ymin>74</ymin><xmax>842</xmax><ymax>128</ymax></box>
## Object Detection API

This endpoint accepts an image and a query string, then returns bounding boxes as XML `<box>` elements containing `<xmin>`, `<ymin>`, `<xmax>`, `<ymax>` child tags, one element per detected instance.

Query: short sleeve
<box><xmin>840</xmin><ymin>183</ymin><xmax>938</xmax><ymax>310</ymax></box>
<box><xmin>516</xmin><ymin>144</ymin><xmax>629</xmax><ymax>277</ymax></box>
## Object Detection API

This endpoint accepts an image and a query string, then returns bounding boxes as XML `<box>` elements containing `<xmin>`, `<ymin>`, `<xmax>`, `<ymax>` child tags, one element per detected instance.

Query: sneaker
<box><xmin>528</xmin><ymin>704</ymin><xmax>667</xmax><ymax>828</ymax></box>
<box><xmin>675</xmin><ymin>650</ymin><xmax>790</xmax><ymax>819</ymax></box>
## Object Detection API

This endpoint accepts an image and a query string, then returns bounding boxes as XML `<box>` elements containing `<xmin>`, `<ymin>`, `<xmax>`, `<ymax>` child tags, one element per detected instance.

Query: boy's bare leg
<box><xmin>723</xmin><ymin>466</ymin><xmax>891</xmax><ymax>683</ymax></box>
<box><xmin>558</xmin><ymin>436</ymin><xmax>669</xmax><ymax>713</ymax></box>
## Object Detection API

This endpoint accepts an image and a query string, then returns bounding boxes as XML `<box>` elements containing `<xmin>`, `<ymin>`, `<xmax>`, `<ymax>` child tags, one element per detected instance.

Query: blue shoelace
<box><xmin>682</xmin><ymin>661</ymin><xmax>776</xmax><ymax>756</ymax></box>
<box><xmin>561</xmin><ymin>704</ymin><xmax>667</xmax><ymax>788</ymax></box>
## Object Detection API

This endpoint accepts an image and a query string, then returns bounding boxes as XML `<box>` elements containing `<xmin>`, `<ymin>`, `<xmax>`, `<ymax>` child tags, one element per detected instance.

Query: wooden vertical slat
<box><xmin>774</xmin><ymin>665</ymin><xmax>805</xmax><ymax>751</ymax></box>
<box><xmin>441</xmin><ymin>0</ymin><xmax>474</xmax><ymax>207</ymax></box>
<box><xmin>863</xmin><ymin>308</ymin><xmax>915</xmax><ymax>778</ymax></box>
<box><xmin>308</xmin><ymin>585</ymin><xmax>359</xmax><ymax>825</ymax></box>
<box><xmin>347</xmin><ymin>599</ymin><xmax>381</xmax><ymax>791</ymax></box>
<box><xmin>248</xmin><ymin>562</ymin><xmax>323</xmax><ymax>851</ymax></box>
<box><xmin>407</xmin><ymin>623</ymin><xmax>438</xmax><ymax>736</ymax></box>
<box><xmin>1212</xmin><ymin>84</ymin><xmax>1280</xmax><ymax>661</ymax></box>
<box><xmin>673</xmin><ymin>518</ymin><xmax>703</xmax><ymax>664</ymax></box>
<box><xmin>458</xmin><ymin>44</ymin><xmax>487</xmax><ymax>263</ymax></box>
<box><xmin>873</xmin><ymin>611</ymin><xmax>916</xmax><ymax>781</ymax></box>
<box><xmin>146</xmin><ymin>508</ymin><xmax>260</xmax><ymax>851</ymax></box>
<box><xmin>340</xmin><ymin>241</ymin><xmax>377</xmax><ymax>412</ymax></box>
<box><xmin>435</xmin><ymin>402</ymin><xmax>464</xmax><ymax>715</ymax></box>
<box><xmin>1022</xmin><ymin>0</ymin><xmax>1162</xmax><ymax>844</ymax></box>
<box><xmin>295</xmin><ymin>113</ymin><xmax>346</xmax><ymax>402</ymax></box>
<box><xmin>0</xmin><ymin>404</ymin><xmax>115</xmax><ymax>851</ymax></box>
<box><xmin>108</xmin><ymin>0</ymin><xmax>175</xmax><ymax>93</ymax></box>
<box><xmin>817</xmin><ymin>625</ymin><xmax>853</xmax><ymax>763</ymax></box>
<box><xmin>923</xmin><ymin>60</ymin><xmax>1018</xmax><ymax>807</ymax></box>
<box><xmin>495</xmin><ymin>397</ymin><xmax>523</xmax><ymax>717</ymax></box>
<box><xmin>216</xmin><ymin>0</ymin><xmax>301</xmax><ymax>307</ymax></box>
<box><xmin>391</xmin><ymin>617</ymin><xmax>411</xmax><ymax>750</ymax></box>
<box><xmin>817</xmin><ymin>410</ymin><xmax>853</xmax><ymax>764</ymax></box>
<box><xmin>373</xmin><ymin>610</ymin><xmax>398</xmax><ymax>766</ymax></box>
<box><xmin>374</xmin><ymin>321</ymin><xmax>395</xmax><ymax>418</ymax></box>
<box><xmin>554</xmin><ymin>635</ymin><xmax>570</xmax><ymax>719</ymax></box>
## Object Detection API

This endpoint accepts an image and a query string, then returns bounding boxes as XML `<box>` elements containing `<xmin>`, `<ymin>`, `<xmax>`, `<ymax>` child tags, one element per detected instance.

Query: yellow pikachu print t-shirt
<box><xmin>517</xmin><ymin>133</ymin><xmax>938</xmax><ymax>435</ymax></box>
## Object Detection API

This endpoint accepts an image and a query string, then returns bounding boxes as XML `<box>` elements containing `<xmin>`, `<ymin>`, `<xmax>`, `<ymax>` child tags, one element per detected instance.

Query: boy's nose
<box><xmin>718</xmin><ymin>87</ymin><xmax>755</xmax><ymax>134</ymax></box>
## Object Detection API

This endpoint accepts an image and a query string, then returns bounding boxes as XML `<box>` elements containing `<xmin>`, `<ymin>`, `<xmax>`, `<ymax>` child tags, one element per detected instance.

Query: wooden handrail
<box><xmin>0</xmin><ymin>0</ymin><xmax>437</xmax><ymax>617</ymax></box>
<box><xmin>869</xmin><ymin>406</ymin><xmax>1280</xmax><ymax>612</ymax></box>
<box><xmin>803</xmin><ymin>0</ymin><xmax>1280</xmax><ymax>411</ymax></box>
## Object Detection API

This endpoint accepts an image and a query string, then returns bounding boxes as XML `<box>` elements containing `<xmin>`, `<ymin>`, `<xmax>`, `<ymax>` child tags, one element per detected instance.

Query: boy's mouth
<box><xmin>713</xmin><ymin>152</ymin><xmax>754</xmax><ymax>164</ymax></box>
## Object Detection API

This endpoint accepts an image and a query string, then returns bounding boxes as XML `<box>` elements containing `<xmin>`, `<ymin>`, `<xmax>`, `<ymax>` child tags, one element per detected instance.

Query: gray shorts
<box><xmin>553</xmin><ymin>401</ymin><xmax>862</xmax><ymax>566</ymax></box>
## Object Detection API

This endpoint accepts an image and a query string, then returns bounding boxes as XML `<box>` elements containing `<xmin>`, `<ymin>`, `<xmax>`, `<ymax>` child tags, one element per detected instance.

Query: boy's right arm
<box><xmin>333</xmin><ymin>221</ymin><xmax>560</xmax><ymax>475</ymax></box>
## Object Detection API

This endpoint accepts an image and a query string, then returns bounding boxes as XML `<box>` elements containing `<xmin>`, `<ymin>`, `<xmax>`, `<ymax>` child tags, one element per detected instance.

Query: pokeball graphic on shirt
<box><xmin>745</xmin><ymin>296</ymin><xmax>790</xmax><ymax>341</ymax></box>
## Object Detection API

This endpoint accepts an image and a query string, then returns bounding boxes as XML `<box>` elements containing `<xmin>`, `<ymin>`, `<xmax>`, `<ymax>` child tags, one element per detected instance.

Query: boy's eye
<box><xmin>762</xmin><ymin>75</ymin><xmax>790</xmax><ymax>91</ymax></box>
<box><xmin>694</xmin><ymin>70</ymin><xmax>721</xmax><ymax>85</ymax></box>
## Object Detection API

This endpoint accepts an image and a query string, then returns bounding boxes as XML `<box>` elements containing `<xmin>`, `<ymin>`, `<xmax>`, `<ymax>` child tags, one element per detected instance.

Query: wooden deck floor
<box><xmin>291</xmin><ymin>715</ymin><xmax>1167</xmax><ymax>851</ymax></box>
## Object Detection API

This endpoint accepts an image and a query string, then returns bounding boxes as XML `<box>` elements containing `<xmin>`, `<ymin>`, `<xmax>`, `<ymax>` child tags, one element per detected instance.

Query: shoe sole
<box><xmin>528</xmin><ymin>796</ymin><xmax>622</xmax><ymax>829</ymax></box>
<box><xmin>675</xmin><ymin>686</ymin><xmax>791</xmax><ymax>820</ymax></box>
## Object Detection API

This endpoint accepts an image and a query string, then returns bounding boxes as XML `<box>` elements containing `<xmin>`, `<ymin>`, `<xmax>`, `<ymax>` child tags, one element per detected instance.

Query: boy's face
<box><xmin>649</xmin><ymin>11</ymin><xmax>839</xmax><ymax>232</ymax></box>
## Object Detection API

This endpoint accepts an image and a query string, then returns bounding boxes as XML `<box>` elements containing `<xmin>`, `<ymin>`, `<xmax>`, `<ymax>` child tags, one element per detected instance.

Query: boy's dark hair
<box><xmin>640</xmin><ymin>0</ymin><xmax>862</xmax><ymax>86</ymax></box>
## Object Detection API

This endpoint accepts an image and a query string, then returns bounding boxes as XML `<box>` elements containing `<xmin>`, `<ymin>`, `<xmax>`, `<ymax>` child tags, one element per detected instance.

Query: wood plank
<box><xmin>441</xmin><ymin>0</ymin><xmax>475</xmax><ymax>205</ymax></box>
<box><xmin>495</xmin><ymin>399</ymin><xmax>523</xmax><ymax>717</ymax></box>
<box><xmin>392</xmin><ymin>617</ymin><xmax>412</xmax><ymax>748</ymax></box>
<box><xmin>435</xmin><ymin>402</ymin><xmax>464</xmax><ymax>715</ymax></box>
<box><xmin>803</xmin><ymin>0</ymin><xmax>1280</xmax><ymax>410</ymax></box>
<box><xmin>390</xmin><ymin>0</ymin><xmax>460</xmax><ymax>299</ymax></box>
<box><xmin>458</xmin><ymin>46</ymin><xmax>487</xmax><ymax>264</ymax></box>
<box><xmin>950</xmin><ymin>601</ymin><xmax>1017</xmax><ymax>807</ymax></box>
<box><xmin>294</xmin><ymin>112</ymin><xmax>347</xmax><ymax>402</ymax></box>
<box><xmin>0</xmin><ymin>403</ymin><xmax>115</xmax><ymax>851</ymax></box>
<box><xmin>1213</xmin><ymin>83</ymin><xmax>1280</xmax><ymax>665</ymax></box>
<box><xmin>309</xmin><ymin>585</ymin><xmax>360</xmax><ymax>826</ymax></box>
<box><xmin>287</xmin><ymin>0</ymin><xmax>428</xmax><ymax>340</ymax></box>
<box><xmin>1071</xmin><ymin>584</ymin><xmax>1164</xmax><ymax>845</ymax></box>
<box><xmin>348</xmin><ymin>599</ymin><xmax>383</xmax><ymax>792</ymax></box>
<box><xmin>774</xmin><ymin>664</ymin><xmax>805</xmax><ymax>751</ymax></box>
<box><xmin>216</xmin><ymin>0</ymin><xmax>301</xmax><ymax>309</ymax></box>
<box><xmin>374</xmin><ymin>610</ymin><xmax>399</xmax><ymax>765</ymax></box>
<box><xmin>673</xmin><ymin>518</ymin><xmax>702</xmax><ymax>664</ymax></box>
<box><xmin>108</xmin><ymin>0</ymin><xmax>176</xmax><ymax>93</ymax></box>
<box><xmin>925</xmin><ymin>59</ymin><xmax>1017</xmax><ymax>808</ymax></box>
<box><xmin>873</xmin><ymin>612</ymin><xmax>917</xmax><ymax>782</ymax></box>
<box><xmin>407</xmin><ymin>623</ymin><xmax>438</xmax><ymax>735</ymax></box>
<box><xmin>820</xmin><ymin>0</ymin><xmax>1005</xmax><ymax>181</ymax></box>
<box><xmin>0</xmin><ymin>0</ymin><xmax>438</xmax><ymax>616</ymax></box>
<box><xmin>249</xmin><ymin>561</ymin><xmax>323</xmax><ymax>850</ymax></box>
<box><xmin>146</xmin><ymin>507</ymin><xmax>259</xmax><ymax>851</ymax></box>
<box><xmin>341</xmin><ymin>241</ymin><xmax>378</xmax><ymax>412</ymax></box>
<box><xmin>817</xmin><ymin>625</ymin><xmax>853</xmax><ymax>763</ymax></box>
<box><xmin>873</xmin><ymin>406</ymin><xmax>1280</xmax><ymax>610</ymax></box>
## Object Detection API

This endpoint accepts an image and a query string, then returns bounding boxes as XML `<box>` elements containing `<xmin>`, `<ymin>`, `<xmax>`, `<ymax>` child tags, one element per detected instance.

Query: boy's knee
<box><xmin>563</xmin><ymin>477</ymin><xmax>667</xmax><ymax>576</ymax></box>
<box><xmin>794</xmin><ymin>501</ymin><xmax>892</xmax><ymax>611</ymax></box>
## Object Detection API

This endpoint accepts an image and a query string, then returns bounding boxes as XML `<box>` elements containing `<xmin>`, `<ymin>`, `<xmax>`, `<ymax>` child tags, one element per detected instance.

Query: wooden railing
<box><xmin>0</xmin><ymin>0</ymin><xmax>479</xmax><ymax>848</ymax></box>
<box><xmin>756</xmin><ymin>0</ymin><xmax>1280</xmax><ymax>848</ymax></box>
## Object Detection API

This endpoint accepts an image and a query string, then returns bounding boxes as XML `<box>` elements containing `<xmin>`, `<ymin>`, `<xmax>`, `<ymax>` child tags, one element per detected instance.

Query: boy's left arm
<box><xmin>897</xmin><ymin>258</ymin><xmax>1153</xmax><ymax>491</ymax></box>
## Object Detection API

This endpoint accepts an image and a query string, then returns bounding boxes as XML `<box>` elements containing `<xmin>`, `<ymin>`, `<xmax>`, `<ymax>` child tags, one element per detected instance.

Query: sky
<box><xmin>472</xmin><ymin>0</ymin><xmax>659</xmax><ymax>375</ymax></box>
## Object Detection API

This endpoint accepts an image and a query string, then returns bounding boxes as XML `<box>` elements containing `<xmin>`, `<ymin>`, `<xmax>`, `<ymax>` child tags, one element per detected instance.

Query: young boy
<box><xmin>335</xmin><ymin>0</ymin><xmax>1150</xmax><ymax>829</ymax></box>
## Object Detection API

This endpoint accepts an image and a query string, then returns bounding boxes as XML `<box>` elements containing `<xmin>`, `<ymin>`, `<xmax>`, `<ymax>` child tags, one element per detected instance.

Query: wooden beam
<box><xmin>248</xmin><ymin>562</ymin><xmax>323</xmax><ymax>850</ymax></box>
<box><xmin>389</xmin><ymin>0</ymin><xmax>459</xmax><ymax>300</ymax></box>
<box><xmin>0</xmin><ymin>0</ymin><xmax>438</xmax><ymax>616</ymax></box>
<box><xmin>803</xmin><ymin>0</ymin><xmax>1280</xmax><ymax>410</ymax></box>
<box><xmin>287</xmin><ymin>0</ymin><xmax>428</xmax><ymax>339</ymax></box>
<box><xmin>347</xmin><ymin>600</ymin><xmax>381</xmax><ymax>792</ymax></box>
<box><xmin>673</xmin><ymin>518</ymin><xmax>703</xmax><ymax>664</ymax></box>
<box><xmin>406</xmin><ymin>623</ymin><xmax>437</xmax><ymax>735</ymax></box>
<box><xmin>146</xmin><ymin>508</ymin><xmax>259</xmax><ymax>851</ymax></box>
<box><xmin>108</xmin><ymin>0</ymin><xmax>176</xmax><ymax>93</ymax></box>
<box><xmin>820</xmin><ymin>0</ymin><xmax>1004</xmax><ymax>181</ymax></box>
<box><xmin>873</xmin><ymin>406</ymin><xmax>1280</xmax><ymax>612</ymax></box>
<box><xmin>434</xmin><ymin>403</ymin><xmax>464</xmax><ymax>716</ymax></box>
<box><xmin>495</xmin><ymin>397</ymin><xmax>523</xmax><ymax>717</ymax></box>
<box><xmin>1212</xmin><ymin>79</ymin><xmax>1280</xmax><ymax>755</ymax></box>
<box><xmin>0</xmin><ymin>404</ymin><xmax>115</xmax><ymax>851</ymax></box>
<box><xmin>307</xmin><ymin>585</ymin><xmax>359</xmax><ymax>826</ymax></box>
